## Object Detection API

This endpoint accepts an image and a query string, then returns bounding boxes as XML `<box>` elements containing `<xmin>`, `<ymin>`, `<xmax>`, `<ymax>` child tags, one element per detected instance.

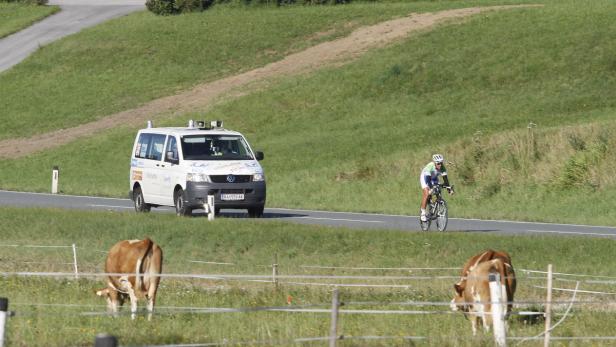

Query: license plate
<box><xmin>221</xmin><ymin>193</ymin><xmax>244</xmax><ymax>201</ymax></box>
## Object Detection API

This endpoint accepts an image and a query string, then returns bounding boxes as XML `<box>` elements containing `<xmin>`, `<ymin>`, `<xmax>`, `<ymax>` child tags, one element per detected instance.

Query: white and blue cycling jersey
<box><xmin>419</xmin><ymin>162</ymin><xmax>447</xmax><ymax>189</ymax></box>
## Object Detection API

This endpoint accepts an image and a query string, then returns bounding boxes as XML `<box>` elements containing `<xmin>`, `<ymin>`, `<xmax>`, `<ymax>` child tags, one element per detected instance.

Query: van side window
<box><xmin>135</xmin><ymin>133</ymin><xmax>166</xmax><ymax>161</ymax></box>
<box><xmin>164</xmin><ymin>136</ymin><xmax>178</xmax><ymax>163</ymax></box>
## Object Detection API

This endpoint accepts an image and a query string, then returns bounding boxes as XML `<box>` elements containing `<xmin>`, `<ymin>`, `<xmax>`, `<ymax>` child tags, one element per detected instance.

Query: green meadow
<box><xmin>1</xmin><ymin>0</ymin><xmax>615</xmax><ymax>224</ymax></box>
<box><xmin>2</xmin><ymin>208</ymin><xmax>616</xmax><ymax>346</ymax></box>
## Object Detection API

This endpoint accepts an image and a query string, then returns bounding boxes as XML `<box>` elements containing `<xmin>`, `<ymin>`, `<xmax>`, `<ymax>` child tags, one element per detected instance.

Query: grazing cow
<box><xmin>454</xmin><ymin>249</ymin><xmax>514</xmax><ymax>310</ymax></box>
<box><xmin>450</xmin><ymin>257</ymin><xmax>517</xmax><ymax>335</ymax></box>
<box><xmin>96</xmin><ymin>238</ymin><xmax>163</xmax><ymax>320</ymax></box>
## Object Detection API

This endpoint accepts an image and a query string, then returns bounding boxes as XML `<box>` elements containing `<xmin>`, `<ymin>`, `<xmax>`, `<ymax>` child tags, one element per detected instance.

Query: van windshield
<box><xmin>181</xmin><ymin>135</ymin><xmax>254</xmax><ymax>160</ymax></box>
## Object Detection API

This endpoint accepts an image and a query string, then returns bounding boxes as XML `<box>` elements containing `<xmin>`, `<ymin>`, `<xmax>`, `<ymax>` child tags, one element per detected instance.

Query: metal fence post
<box><xmin>329</xmin><ymin>287</ymin><xmax>340</xmax><ymax>347</ymax></box>
<box><xmin>94</xmin><ymin>333</ymin><xmax>117</xmax><ymax>347</ymax></box>
<box><xmin>0</xmin><ymin>297</ymin><xmax>8</xmax><ymax>347</ymax></box>
<box><xmin>489</xmin><ymin>273</ymin><xmax>506</xmax><ymax>347</ymax></box>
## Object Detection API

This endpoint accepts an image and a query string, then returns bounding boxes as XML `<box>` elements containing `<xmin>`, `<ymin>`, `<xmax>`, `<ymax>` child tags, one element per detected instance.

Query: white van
<box><xmin>129</xmin><ymin>120</ymin><xmax>266</xmax><ymax>217</ymax></box>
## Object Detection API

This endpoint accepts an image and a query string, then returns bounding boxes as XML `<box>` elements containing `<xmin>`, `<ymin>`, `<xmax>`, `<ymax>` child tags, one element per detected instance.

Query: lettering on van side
<box><xmin>132</xmin><ymin>170</ymin><xmax>143</xmax><ymax>181</ymax></box>
<box><xmin>131</xmin><ymin>158</ymin><xmax>145</xmax><ymax>168</ymax></box>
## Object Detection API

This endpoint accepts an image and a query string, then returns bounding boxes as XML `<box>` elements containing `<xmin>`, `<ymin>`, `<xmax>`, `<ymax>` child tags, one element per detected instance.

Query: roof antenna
<box><xmin>146</xmin><ymin>120</ymin><xmax>153</xmax><ymax>128</ymax></box>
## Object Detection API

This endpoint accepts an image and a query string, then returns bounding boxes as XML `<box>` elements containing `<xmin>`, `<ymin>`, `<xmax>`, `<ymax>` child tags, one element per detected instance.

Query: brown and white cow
<box><xmin>454</xmin><ymin>249</ymin><xmax>514</xmax><ymax>310</ymax></box>
<box><xmin>451</xmin><ymin>251</ymin><xmax>516</xmax><ymax>335</ymax></box>
<box><xmin>96</xmin><ymin>238</ymin><xmax>163</xmax><ymax>320</ymax></box>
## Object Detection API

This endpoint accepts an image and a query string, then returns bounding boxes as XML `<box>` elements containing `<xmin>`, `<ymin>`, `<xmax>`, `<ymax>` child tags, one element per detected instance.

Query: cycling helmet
<box><xmin>432</xmin><ymin>154</ymin><xmax>444</xmax><ymax>163</ymax></box>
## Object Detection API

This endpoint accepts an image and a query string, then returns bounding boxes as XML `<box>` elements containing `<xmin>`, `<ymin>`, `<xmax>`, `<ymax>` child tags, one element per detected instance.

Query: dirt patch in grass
<box><xmin>0</xmin><ymin>5</ymin><xmax>538</xmax><ymax>159</ymax></box>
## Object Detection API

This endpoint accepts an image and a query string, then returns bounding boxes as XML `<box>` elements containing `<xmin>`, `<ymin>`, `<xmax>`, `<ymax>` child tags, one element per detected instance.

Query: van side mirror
<box><xmin>255</xmin><ymin>151</ymin><xmax>264</xmax><ymax>161</ymax></box>
<box><xmin>166</xmin><ymin>151</ymin><xmax>179</xmax><ymax>165</ymax></box>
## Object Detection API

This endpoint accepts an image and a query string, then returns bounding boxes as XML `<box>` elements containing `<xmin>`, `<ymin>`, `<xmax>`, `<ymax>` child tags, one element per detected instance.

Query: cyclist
<box><xmin>420</xmin><ymin>154</ymin><xmax>453</xmax><ymax>222</ymax></box>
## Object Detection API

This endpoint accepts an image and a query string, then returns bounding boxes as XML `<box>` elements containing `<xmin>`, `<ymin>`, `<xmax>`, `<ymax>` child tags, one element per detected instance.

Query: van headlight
<box><xmin>252</xmin><ymin>173</ymin><xmax>265</xmax><ymax>182</ymax></box>
<box><xmin>187</xmin><ymin>173</ymin><xmax>210</xmax><ymax>182</ymax></box>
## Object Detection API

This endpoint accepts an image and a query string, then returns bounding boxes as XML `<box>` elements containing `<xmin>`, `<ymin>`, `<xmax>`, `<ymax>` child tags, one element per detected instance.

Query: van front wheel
<box><xmin>174</xmin><ymin>188</ymin><xmax>192</xmax><ymax>217</ymax></box>
<box><xmin>134</xmin><ymin>187</ymin><xmax>151</xmax><ymax>213</ymax></box>
<box><xmin>248</xmin><ymin>206</ymin><xmax>264</xmax><ymax>218</ymax></box>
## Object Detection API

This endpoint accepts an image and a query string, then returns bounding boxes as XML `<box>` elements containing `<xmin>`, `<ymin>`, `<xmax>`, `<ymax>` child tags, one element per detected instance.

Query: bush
<box><xmin>146</xmin><ymin>0</ymin><xmax>350</xmax><ymax>15</ymax></box>
<box><xmin>146</xmin><ymin>0</ymin><xmax>213</xmax><ymax>15</ymax></box>
<box><xmin>0</xmin><ymin>0</ymin><xmax>48</xmax><ymax>4</ymax></box>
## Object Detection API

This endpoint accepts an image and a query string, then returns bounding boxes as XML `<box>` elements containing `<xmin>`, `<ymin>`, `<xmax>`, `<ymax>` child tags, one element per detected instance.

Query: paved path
<box><xmin>0</xmin><ymin>0</ymin><xmax>144</xmax><ymax>73</ymax></box>
<box><xmin>2</xmin><ymin>190</ymin><xmax>616</xmax><ymax>238</ymax></box>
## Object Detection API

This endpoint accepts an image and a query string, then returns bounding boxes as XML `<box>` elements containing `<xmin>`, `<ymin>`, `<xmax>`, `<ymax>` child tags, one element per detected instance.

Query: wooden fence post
<box><xmin>0</xmin><ymin>297</ymin><xmax>8</xmax><ymax>347</ymax></box>
<box><xmin>272</xmin><ymin>253</ymin><xmax>278</xmax><ymax>288</ymax></box>
<box><xmin>94</xmin><ymin>334</ymin><xmax>117</xmax><ymax>347</ymax></box>
<box><xmin>489</xmin><ymin>273</ymin><xmax>507</xmax><ymax>347</ymax></box>
<box><xmin>544</xmin><ymin>264</ymin><xmax>553</xmax><ymax>347</ymax></box>
<box><xmin>329</xmin><ymin>287</ymin><xmax>340</xmax><ymax>347</ymax></box>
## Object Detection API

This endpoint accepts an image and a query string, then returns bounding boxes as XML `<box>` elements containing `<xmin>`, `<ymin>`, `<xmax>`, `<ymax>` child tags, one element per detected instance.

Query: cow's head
<box><xmin>450</xmin><ymin>281</ymin><xmax>469</xmax><ymax>312</ymax></box>
<box><xmin>95</xmin><ymin>287</ymin><xmax>126</xmax><ymax>308</ymax></box>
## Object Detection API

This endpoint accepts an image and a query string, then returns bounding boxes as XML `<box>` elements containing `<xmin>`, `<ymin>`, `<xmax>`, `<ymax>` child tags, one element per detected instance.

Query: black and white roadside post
<box><xmin>488</xmin><ymin>273</ymin><xmax>507</xmax><ymax>347</ymax></box>
<box><xmin>51</xmin><ymin>166</ymin><xmax>59</xmax><ymax>194</ymax></box>
<box><xmin>0</xmin><ymin>297</ymin><xmax>8</xmax><ymax>347</ymax></box>
<box><xmin>329</xmin><ymin>287</ymin><xmax>340</xmax><ymax>347</ymax></box>
<box><xmin>94</xmin><ymin>333</ymin><xmax>117</xmax><ymax>347</ymax></box>
<box><xmin>207</xmin><ymin>195</ymin><xmax>215</xmax><ymax>221</ymax></box>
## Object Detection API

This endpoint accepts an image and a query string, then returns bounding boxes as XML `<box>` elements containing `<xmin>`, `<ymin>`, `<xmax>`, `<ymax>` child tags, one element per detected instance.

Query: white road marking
<box><xmin>526</xmin><ymin>230</ymin><xmax>616</xmax><ymax>237</ymax></box>
<box><xmin>89</xmin><ymin>204</ymin><xmax>133</xmax><ymax>209</ymax></box>
<box><xmin>296</xmin><ymin>216</ymin><xmax>384</xmax><ymax>224</ymax></box>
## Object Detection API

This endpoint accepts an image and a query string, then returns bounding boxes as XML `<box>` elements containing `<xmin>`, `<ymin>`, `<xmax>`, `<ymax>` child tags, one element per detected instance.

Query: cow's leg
<box><xmin>108</xmin><ymin>290</ymin><xmax>120</xmax><ymax>317</ymax></box>
<box><xmin>119</xmin><ymin>276</ymin><xmax>139</xmax><ymax>320</ymax></box>
<box><xmin>146</xmin><ymin>293</ymin><xmax>156</xmax><ymax>321</ymax></box>
<box><xmin>471</xmin><ymin>316</ymin><xmax>478</xmax><ymax>336</ymax></box>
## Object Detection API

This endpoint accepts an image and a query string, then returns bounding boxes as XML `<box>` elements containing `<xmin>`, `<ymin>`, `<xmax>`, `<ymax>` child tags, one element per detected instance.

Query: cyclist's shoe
<box><xmin>420</xmin><ymin>212</ymin><xmax>427</xmax><ymax>222</ymax></box>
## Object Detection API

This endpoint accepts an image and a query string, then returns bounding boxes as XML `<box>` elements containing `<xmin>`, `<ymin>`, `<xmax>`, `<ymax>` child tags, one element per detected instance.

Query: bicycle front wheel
<box><xmin>435</xmin><ymin>200</ymin><xmax>448</xmax><ymax>231</ymax></box>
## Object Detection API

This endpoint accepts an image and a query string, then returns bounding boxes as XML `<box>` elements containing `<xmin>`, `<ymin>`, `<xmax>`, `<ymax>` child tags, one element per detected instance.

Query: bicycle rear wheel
<box><xmin>435</xmin><ymin>200</ymin><xmax>448</xmax><ymax>231</ymax></box>
<box><xmin>419</xmin><ymin>206</ymin><xmax>431</xmax><ymax>231</ymax></box>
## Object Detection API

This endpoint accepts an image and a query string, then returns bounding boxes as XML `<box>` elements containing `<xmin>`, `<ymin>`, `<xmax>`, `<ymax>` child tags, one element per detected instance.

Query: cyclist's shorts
<box><xmin>420</xmin><ymin>173</ymin><xmax>438</xmax><ymax>189</ymax></box>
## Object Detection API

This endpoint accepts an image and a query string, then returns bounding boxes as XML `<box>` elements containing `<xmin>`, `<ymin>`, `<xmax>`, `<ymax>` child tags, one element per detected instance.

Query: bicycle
<box><xmin>419</xmin><ymin>184</ymin><xmax>453</xmax><ymax>232</ymax></box>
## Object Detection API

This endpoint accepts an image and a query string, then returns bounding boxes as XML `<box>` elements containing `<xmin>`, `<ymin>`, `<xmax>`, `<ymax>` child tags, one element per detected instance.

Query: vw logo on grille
<box><xmin>226</xmin><ymin>174</ymin><xmax>236</xmax><ymax>183</ymax></box>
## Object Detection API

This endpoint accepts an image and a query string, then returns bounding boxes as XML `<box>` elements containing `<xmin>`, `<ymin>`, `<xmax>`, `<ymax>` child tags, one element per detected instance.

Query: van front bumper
<box><xmin>184</xmin><ymin>181</ymin><xmax>266</xmax><ymax>209</ymax></box>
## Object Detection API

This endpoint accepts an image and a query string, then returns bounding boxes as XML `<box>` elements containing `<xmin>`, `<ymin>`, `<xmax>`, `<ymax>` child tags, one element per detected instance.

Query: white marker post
<box><xmin>0</xmin><ymin>297</ymin><xmax>8</xmax><ymax>347</ymax></box>
<box><xmin>489</xmin><ymin>273</ymin><xmax>507</xmax><ymax>347</ymax></box>
<box><xmin>207</xmin><ymin>195</ymin><xmax>215</xmax><ymax>221</ymax></box>
<box><xmin>51</xmin><ymin>166</ymin><xmax>59</xmax><ymax>194</ymax></box>
<box><xmin>72</xmin><ymin>243</ymin><xmax>79</xmax><ymax>279</ymax></box>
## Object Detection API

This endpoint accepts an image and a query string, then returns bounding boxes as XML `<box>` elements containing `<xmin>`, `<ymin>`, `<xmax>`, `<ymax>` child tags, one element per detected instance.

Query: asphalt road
<box><xmin>0</xmin><ymin>0</ymin><xmax>144</xmax><ymax>73</ymax></box>
<box><xmin>2</xmin><ymin>190</ymin><xmax>616</xmax><ymax>238</ymax></box>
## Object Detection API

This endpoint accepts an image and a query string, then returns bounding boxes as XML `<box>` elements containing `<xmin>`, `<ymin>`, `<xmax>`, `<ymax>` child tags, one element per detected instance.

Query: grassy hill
<box><xmin>1</xmin><ymin>0</ymin><xmax>615</xmax><ymax>225</ymax></box>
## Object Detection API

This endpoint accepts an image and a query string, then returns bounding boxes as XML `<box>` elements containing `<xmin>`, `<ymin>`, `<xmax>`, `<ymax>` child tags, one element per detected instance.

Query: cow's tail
<box><xmin>135</xmin><ymin>238</ymin><xmax>154</xmax><ymax>292</ymax></box>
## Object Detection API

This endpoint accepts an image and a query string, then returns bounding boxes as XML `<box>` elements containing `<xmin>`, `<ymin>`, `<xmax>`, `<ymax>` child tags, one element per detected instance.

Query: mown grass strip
<box><xmin>0</xmin><ymin>3</ymin><xmax>58</xmax><ymax>39</ymax></box>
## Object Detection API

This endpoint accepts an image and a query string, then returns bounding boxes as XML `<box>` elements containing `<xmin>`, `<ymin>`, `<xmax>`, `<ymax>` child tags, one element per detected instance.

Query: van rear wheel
<box><xmin>174</xmin><ymin>188</ymin><xmax>192</xmax><ymax>217</ymax></box>
<box><xmin>134</xmin><ymin>187</ymin><xmax>151</xmax><ymax>213</ymax></box>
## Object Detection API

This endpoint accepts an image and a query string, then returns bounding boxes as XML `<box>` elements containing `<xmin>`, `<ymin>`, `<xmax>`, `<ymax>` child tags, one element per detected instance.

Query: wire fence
<box><xmin>3</xmin><ymin>243</ymin><xmax>616</xmax><ymax>346</ymax></box>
